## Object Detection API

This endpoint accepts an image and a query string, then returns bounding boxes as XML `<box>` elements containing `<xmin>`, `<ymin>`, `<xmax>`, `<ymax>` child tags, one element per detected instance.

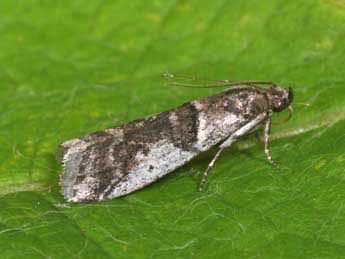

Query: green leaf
<box><xmin>1</xmin><ymin>0</ymin><xmax>345</xmax><ymax>258</ymax></box>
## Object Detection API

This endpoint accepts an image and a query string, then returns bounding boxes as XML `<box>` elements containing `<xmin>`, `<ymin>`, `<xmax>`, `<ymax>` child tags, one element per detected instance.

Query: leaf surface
<box><xmin>1</xmin><ymin>1</ymin><xmax>345</xmax><ymax>258</ymax></box>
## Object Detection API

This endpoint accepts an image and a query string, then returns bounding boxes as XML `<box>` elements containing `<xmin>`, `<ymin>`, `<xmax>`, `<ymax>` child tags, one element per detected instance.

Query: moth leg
<box><xmin>264</xmin><ymin>112</ymin><xmax>278</xmax><ymax>166</ymax></box>
<box><xmin>199</xmin><ymin>113</ymin><xmax>267</xmax><ymax>191</ymax></box>
<box><xmin>199</xmin><ymin>147</ymin><xmax>226</xmax><ymax>191</ymax></box>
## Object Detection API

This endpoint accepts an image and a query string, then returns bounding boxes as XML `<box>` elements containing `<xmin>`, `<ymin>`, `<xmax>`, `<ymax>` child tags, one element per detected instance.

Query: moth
<box><xmin>56</xmin><ymin>74</ymin><xmax>293</xmax><ymax>202</ymax></box>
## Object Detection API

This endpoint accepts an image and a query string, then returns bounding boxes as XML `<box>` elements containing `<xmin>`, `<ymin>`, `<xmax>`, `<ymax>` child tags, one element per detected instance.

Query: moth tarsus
<box><xmin>57</xmin><ymin>75</ymin><xmax>293</xmax><ymax>202</ymax></box>
<box><xmin>199</xmin><ymin>147</ymin><xmax>225</xmax><ymax>192</ymax></box>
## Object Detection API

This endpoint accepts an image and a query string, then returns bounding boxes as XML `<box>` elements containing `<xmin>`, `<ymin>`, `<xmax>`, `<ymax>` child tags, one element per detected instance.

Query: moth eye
<box><xmin>274</xmin><ymin>98</ymin><xmax>281</xmax><ymax>104</ymax></box>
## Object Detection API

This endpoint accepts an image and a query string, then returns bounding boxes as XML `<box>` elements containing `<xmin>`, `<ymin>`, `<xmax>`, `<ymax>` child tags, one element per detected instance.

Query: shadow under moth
<box><xmin>56</xmin><ymin>74</ymin><xmax>293</xmax><ymax>202</ymax></box>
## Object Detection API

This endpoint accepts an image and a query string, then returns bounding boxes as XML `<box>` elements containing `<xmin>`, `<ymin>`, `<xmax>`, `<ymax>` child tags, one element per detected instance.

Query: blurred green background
<box><xmin>1</xmin><ymin>0</ymin><xmax>345</xmax><ymax>258</ymax></box>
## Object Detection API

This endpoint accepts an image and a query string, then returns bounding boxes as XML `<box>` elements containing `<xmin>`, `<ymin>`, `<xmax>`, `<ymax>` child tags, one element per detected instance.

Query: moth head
<box><xmin>268</xmin><ymin>85</ymin><xmax>293</xmax><ymax>112</ymax></box>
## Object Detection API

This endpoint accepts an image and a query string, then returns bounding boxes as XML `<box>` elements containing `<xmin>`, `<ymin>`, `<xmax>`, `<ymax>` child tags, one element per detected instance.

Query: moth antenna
<box><xmin>162</xmin><ymin>73</ymin><xmax>235</xmax><ymax>83</ymax></box>
<box><xmin>166</xmin><ymin>81</ymin><xmax>276</xmax><ymax>89</ymax></box>
<box><xmin>162</xmin><ymin>73</ymin><xmax>275</xmax><ymax>86</ymax></box>
<box><xmin>162</xmin><ymin>73</ymin><xmax>275</xmax><ymax>88</ymax></box>
<box><xmin>166</xmin><ymin>82</ymin><xmax>235</xmax><ymax>88</ymax></box>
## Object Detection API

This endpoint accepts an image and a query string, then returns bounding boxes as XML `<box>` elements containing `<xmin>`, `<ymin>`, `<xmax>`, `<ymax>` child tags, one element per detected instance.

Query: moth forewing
<box><xmin>57</xmin><ymin>81</ymin><xmax>293</xmax><ymax>202</ymax></box>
